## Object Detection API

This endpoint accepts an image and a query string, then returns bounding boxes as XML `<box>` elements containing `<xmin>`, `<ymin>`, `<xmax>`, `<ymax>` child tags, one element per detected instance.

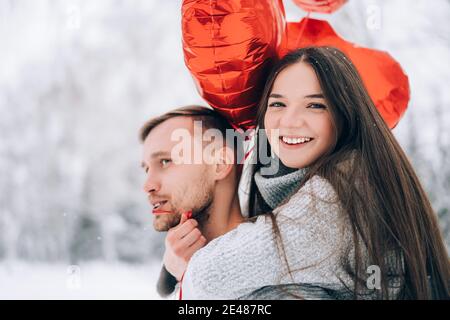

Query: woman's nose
<box><xmin>279</xmin><ymin>106</ymin><xmax>306</xmax><ymax>129</ymax></box>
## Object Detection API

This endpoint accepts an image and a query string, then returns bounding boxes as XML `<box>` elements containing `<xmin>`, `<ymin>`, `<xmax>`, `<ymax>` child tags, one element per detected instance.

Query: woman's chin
<box><xmin>278</xmin><ymin>155</ymin><xmax>310</xmax><ymax>170</ymax></box>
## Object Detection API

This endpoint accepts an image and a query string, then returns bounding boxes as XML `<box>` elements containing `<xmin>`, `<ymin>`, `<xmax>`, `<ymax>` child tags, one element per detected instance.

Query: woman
<box><xmin>181</xmin><ymin>46</ymin><xmax>450</xmax><ymax>299</ymax></box>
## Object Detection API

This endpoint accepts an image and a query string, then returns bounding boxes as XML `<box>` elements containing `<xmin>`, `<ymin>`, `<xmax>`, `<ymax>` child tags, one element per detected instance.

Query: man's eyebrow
<box><xmin>140</xmin><ymin>151</ymin><xmax>171</xmax><ymax>168</ymax></box>
<box><xmin>150</xmin><ymin>151</ymin><xmax>171</xmax><ymax>159</ymax></box>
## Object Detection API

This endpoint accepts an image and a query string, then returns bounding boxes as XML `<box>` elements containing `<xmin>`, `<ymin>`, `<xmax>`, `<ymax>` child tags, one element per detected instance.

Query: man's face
<box><xmin>141</xmin><ymin>117</ymin><xmax>215</xmax><ymax>232</ymax></box>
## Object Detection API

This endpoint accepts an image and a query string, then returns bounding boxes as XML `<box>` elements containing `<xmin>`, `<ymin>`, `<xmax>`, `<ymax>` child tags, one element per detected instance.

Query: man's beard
<box><xmin>153</xmin><ymin>212</ymin><xmax>180</xmax><ymax>232</ymax></box>
<box><xmin>153</xmin><ymin>180</ymin><xmax>214</xmax><ymax>232</ymax></box>
<box><xmin>190</xmin><ymin>195</ymin><xmax>213</xmax><ymax>228</ymax></box>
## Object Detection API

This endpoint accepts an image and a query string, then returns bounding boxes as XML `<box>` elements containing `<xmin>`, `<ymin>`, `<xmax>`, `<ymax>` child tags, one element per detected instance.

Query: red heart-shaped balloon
<box><xmin>182</xmin><ymin>0</ymin><xmax>286</xmax><ymax>130</ymax></box>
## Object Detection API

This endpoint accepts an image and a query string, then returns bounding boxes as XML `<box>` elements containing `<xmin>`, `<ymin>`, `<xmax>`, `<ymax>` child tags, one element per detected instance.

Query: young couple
<box><xmin>140</xmin><ymin>47</ymin><xmax>450</xmax><ymax>300</ymax></box>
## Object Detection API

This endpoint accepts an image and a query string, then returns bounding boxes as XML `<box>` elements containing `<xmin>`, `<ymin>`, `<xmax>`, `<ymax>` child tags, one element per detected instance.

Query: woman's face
<box><xmin>264</xmin><ymin>61</ymin><xmax>336</xmax><ymax>169</ymax></box>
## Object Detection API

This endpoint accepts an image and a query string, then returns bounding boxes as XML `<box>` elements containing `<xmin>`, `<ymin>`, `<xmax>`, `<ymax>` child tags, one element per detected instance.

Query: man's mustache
<box><xmin>147</xmin><ymin>195</ymin><xmax>170</xmax><ymax>204</ymax></box>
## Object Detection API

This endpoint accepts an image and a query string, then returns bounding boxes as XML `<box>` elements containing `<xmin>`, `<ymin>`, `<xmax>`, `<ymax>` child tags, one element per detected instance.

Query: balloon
<box><xmin>182</xmin><ymin>1</ymin><xmax>409</xmax><ymax>130</ymax></box>
<box><xmin>292</xmin><ymin>0</ymin><xmax>347</xmax><ymax>14</ymax></box>
<box><xmin>182</xmin><ymin>0</ymin><xmax>286</xmax><ymax>130</ymax></box>
<box><xmin>280</xmin><ymin>18</ymin><xmax>409</xmax><ymax>128</ymax></box>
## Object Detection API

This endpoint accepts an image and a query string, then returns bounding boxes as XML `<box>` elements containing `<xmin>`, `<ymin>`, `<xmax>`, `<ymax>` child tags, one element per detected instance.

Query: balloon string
<box><xmin>235</xmin><ymin>128</ymin><xmax>255</xmax><ymax>179</ymax></box>
<box><xmin>295</xmin><ymin>11</ymin><xmax>311</xmax><ymax>49</ymax></box>
<box><xmin>178</xmin><ymin>271</ymin><xmax>186</xmax><ymax>300</ymax></box>
<box><xmin>240</xmin><ymin>129</ymin><xmax>255</xmax><ymax>163</ymax></box>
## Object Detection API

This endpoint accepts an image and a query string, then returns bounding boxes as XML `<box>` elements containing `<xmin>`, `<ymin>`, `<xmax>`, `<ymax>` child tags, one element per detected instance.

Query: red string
<box><xmin>178</xmin><ymin>271</ymin><xmax>186</xmax><ymax>300</ymax></box>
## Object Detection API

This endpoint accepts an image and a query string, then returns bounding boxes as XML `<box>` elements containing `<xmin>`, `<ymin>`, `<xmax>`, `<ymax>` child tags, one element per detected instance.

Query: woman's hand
<box><xmin>163</xmin><ymin>212</ymin><xmax>207</xmax><ymax>281</ymax></box>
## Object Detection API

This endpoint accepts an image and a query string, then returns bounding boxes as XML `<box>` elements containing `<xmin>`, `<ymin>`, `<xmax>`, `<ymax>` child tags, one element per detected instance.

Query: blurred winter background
<box><xmin>0</xmin><ymin>0</ymin><xmax>449</xmax><ymax>299</ymax></box>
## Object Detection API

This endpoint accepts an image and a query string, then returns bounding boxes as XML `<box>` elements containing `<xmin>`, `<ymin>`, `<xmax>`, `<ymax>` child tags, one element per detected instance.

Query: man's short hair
<box><xmin>140</xmin><ymin>105</ymin><xmax>244</xmax><ymax>160</ymax></box>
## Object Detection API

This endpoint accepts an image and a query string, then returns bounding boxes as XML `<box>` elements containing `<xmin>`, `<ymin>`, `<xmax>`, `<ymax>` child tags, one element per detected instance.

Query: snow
<box><xmin>0</xmin><ymin>261</ymin><xmax>163</xmax><ymax>300</ymax></box>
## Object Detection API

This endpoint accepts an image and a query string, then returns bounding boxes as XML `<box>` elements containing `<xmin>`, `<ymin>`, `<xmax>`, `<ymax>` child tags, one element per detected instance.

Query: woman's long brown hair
<box><xmin>248</xmin><ymin>46</ymin><xmax>450</xmax><ymax>299</ymax></box>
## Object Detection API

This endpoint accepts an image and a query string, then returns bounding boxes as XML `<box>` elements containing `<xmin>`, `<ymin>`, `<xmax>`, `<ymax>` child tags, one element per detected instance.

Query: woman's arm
<box><xmin>182</xmin><ymin>176</ymin><xmax>352</xmax><ymax>299</ymax></box>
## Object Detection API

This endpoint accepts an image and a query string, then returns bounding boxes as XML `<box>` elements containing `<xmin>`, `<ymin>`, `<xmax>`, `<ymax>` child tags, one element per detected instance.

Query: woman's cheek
<box><xmin>264</xmin><ymin>116</ymin><xmax>273</xmax><ymax>140</ymax></box>
<box><xmin>264</xmin><ymin>127</ymin><xmax>274</xmax><ymax>147</ymax></box>
<box><xmin>264</xmin><ymin>112</ymin><xmax>278</xmax><ymax>132</ymax></box>
<box><xmin>265</xmin><ymin>127</ymin><xmax>280</xmax><ymax>150</ymax></box>
<box><xmin>319</xmin><ymin>116</ymin><xmax>336</xmax><ymax>152</ymax></box>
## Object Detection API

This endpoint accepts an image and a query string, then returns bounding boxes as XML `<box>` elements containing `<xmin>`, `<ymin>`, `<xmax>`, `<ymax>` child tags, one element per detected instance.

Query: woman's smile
<box><xmin>279</xmin><ymin>135</ymin><xmax>315</xmax><ymax>148</ymax></box>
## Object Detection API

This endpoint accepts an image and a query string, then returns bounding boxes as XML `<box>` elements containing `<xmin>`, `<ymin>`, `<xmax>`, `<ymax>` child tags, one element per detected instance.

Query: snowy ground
<box><xmin>0</xmin><ymin>261</ymin><xmax>164</xmax><ymax>300</ymax></box>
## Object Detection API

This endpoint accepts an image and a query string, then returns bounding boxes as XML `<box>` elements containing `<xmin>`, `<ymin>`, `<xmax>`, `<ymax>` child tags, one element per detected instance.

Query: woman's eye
<box><xmin>160</xmin><ymin>159</ymin><xmax>171</xmax><ymax>167</ymax></box>
<box><xmin>268</xmin><ymin>101</ymin><xmax>286</xmax><ymax>108</ymax></box>
<box><xmin>307</xmin><ymin>103</ymin><xmax>326</xmax><ymax>110</ymax></box>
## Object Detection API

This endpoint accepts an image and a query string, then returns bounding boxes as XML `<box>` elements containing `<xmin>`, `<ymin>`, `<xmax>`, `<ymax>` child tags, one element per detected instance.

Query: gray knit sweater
<box><xmin>181</xmin><ymin>174</ymin><xmax>355</xmax><ymax>299</ymax></box>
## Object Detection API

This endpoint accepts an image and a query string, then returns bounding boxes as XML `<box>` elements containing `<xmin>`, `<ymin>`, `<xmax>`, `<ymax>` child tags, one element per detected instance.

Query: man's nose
<box><xmin>142</xmin><ymin>172</ymin><xmax>160</xmax><ymax>194</ymax></box>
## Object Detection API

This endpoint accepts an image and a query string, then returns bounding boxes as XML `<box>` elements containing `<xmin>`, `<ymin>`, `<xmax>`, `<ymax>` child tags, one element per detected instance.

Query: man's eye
<box><xmin>268</xmin><ymin>101</ymin><xmax>286</xmax><ymax>108</ymax></box>
<box><xmin>307</xmin><ymin>103</ymin><xmax>326</xmax><ymax>109</ymax></box>
<box><xmin>160</xmin><ymin>159</ymin><xmax>171</xmax><ymax>167</ymax></box>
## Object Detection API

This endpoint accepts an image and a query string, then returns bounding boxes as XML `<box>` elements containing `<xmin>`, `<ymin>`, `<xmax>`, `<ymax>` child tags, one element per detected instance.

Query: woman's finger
<box><xmin>174</xmin><ymin>218</ymin><xmax>198</xmax><ymax>239</ymax></box>
<box><xmin>185</xmin><ymin>236</ymin><xmax>207</xmax><ymax>258</ymax></box>
<box><xmin>179</xmin><ymin>228</ymin><xmax>202</xmax><ymax>249</ymax></box>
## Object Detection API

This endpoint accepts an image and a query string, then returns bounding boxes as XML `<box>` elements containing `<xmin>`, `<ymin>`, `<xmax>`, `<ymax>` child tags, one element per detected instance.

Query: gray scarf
<box><xmin>254</xmin><ymin>154</ymin><xmax>308</xmax><ymax>209</ymax></box>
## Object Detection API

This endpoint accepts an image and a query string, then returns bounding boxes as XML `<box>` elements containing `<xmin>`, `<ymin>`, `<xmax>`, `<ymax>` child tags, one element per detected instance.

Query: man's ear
<box><xmin>214</xmin><ymin>146</ymin><xmax>235</xmax><ymax>181</ymax></box>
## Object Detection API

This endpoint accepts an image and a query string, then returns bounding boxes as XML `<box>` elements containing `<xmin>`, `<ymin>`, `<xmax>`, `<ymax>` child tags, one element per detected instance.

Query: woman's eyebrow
<box><xmin>304</xmin><ymin>93</ymin><xmax>324</xmax><ymax>99</ymax></box>
<box><xmin>269</xmin><ymin>93</ymin><xmax>284</xmax><ymax>98</ymax></box>
<box><xmin>269</xmin><ymin>93</ymin><xmax>324</xmax><ymax>99</ymax></box>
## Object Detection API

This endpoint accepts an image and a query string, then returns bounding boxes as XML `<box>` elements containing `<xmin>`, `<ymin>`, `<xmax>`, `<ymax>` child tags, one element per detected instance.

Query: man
<box><xmin>140</xmin><ymin>105</ymin><xmax>245</xmax><ymax>297</ymax></box>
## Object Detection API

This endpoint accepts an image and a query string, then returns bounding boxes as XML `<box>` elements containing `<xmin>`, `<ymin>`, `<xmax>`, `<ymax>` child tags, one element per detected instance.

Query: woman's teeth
<box><xmin>281</xmin><ymin>136</ymin><xmax>313</xmax><ymax>145</ymax></box>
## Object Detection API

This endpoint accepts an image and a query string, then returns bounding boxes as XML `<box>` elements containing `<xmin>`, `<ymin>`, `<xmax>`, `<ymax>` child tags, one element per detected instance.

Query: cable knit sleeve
<box><xmin>181</xmin><ymin>175</ymin><xmax>352</xmax><ymax>300</ymax></box>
